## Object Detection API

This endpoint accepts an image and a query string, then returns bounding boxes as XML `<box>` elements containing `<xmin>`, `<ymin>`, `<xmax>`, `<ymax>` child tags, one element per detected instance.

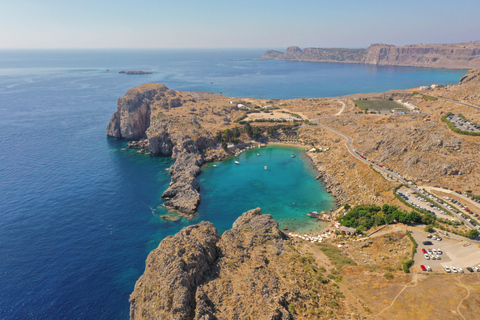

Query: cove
<box><xmin>195</xmin><ymin>144</ymin><xmax>336</xmax><ymax>234</ymax></box>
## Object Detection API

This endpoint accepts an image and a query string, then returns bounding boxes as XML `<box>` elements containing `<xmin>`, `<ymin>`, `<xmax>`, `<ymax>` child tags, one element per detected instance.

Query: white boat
<box><xmin>235</xmin><ymin>161</ymin><xmax>240</xmax><ymax>165</ymax></box>
<box><xmin>213</xmin><ymin>164</ymin><xmax>217</xmax><ymax>167</ymax></box>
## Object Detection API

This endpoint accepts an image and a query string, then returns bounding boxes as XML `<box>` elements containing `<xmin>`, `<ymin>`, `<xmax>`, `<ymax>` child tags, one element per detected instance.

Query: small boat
<box><xmin>257</xmin><ymin>153</ymin><xmax>260</xmax><ymax>156</ymax></box>
<box><xmin>213</xmin><ymin>164</ymin><xmax>217</xmax><ymax>167</ymax></box>
<box><xmin>307</xmin><ymin>211</ymin><xmax>319</xmax><ymax>218</ymax></box>
<box><xmin>235</xmin><ymin>161</ymin><xmax>240</xmax><ymax>165</ymax></box>
<box><xmin>291</xmin><ymin>154</ymin><xmax>296</xmax><ymax>158</ymax></box>
<box><xmin>264</xmin><ymin>166</ymin><xmax>267</xmax><ymax>170</ymax></box>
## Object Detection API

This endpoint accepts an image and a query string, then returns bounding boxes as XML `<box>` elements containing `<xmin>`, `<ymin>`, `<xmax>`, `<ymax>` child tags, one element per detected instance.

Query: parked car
<box><xmin>451</xmin><ymin>266</ymin><xmax>458</xmax><ymax>273</ymax></box>
<box><xmin>420</xmin><ymin>265</ymin><xmax>427</xmax><ymax>271</ymax></box>
<box><xmin>457</xmin><ymin>267</ymin><xmax>464</xmax><ymax>273</ymax></box>
<box><xmin>427</xmin><ymin>234</ymin><xmax>433</xmax><ymax>238</ymax></box>
<box><xmin>426</xmin><ymin>265</ymin><xmax>432</xmax><ymax>271</ymax></box>
<box><xmin>422</xmin><ymin>248</ymin><xmax>427</xmax><ymax>254</ymax></box>
<box><xmin>423</xmin><ymin>241</ymin><xmax>433</xmax><ymax>245</ymax></box>
<box><xmin>444</xmin><ymin>266</ymin><xmax>451</xmax><ymax>273</ymax></box>
<box><xmin>466</xmin><ymin>267</ymin><xmax>474</xmax><ymax>272</ymax></box>
<box><xmin>437</xmin><ymin>249</ymin><xmax>442</xmax><ymax>254</ymax></box>
<box><xmin>424</xmin><ymin>254</ymin><xmax>430</xmax><ymax>260</ymax></box>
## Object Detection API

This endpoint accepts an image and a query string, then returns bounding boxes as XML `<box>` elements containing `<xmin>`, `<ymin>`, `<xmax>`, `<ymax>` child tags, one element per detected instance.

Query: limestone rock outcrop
<box><xmin>130</xmin><ymin>208</ymin><xmax>345</xmax><ymax>319</ymax></box>
<box><xmin>106</xmin><ymin>83</ymin><xmax>221</xmax><ymax>216</ymax></box>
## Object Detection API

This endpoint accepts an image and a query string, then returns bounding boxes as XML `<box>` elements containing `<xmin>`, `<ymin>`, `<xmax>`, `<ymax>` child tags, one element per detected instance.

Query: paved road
<box><xmin>304</xmin><ymin>103</ymin><xmax>477</xmax><ymax>230</ymax></box>
<box><xmin>423</xmin><ymin>94</ymin><xmax>480</xmax><ymax>111</ymax></box>
<box><xmin>422</xmin><ymin>186</ymin><xmax>480</xmax><ymax>212</ymax></box>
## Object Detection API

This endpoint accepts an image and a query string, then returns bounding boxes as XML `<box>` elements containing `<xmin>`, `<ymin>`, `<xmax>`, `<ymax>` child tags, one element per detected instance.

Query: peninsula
<box><xmin>107</xmin><ymin>68</ymin><xmax>480</xmax><ymax>319</ymax></box>
<box><xmin>261</xmin><ymin>41</ymin><xmax>480</xmax><ymax>69</ymax></box>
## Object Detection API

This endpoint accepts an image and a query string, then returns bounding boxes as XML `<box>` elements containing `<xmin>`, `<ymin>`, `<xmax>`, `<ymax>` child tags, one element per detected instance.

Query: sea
<box><xmin>0</xmin><ymin>49</ymin><xmax>466</xmax><ymax>319</ymax></box>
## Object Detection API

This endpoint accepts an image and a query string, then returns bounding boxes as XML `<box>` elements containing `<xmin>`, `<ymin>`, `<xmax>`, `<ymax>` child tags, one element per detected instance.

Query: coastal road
<box><xmin>309</xmin><ymin>116</ymin><xmax>399</xmax><ymax>182</ymax></box>
<box><xmin>422</xmin><ymin>186</ymin><xmax>480</xmax><ymax>213</ymax></box>
<box><xmin>305</xmin><ymin>105</ymin><xmax>477</xmax><ymax>230</ymax></box>
<box><xmin>422</xmin><ymin>94</ymin><xmax>480</xmax><ymax>111</ymax></box>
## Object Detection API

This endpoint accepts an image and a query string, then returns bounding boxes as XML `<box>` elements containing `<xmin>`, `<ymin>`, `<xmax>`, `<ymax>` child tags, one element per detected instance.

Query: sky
<box><xmin>1</xmin><ymin>0</ymin><xmax>479</xmax><ymax>49</ymax></box>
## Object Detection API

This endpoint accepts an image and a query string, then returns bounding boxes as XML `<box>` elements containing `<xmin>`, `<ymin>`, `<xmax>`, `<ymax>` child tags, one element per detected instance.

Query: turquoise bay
<box><xmin>196</xmin><ymin>145</ymin><xmax>335</xmax><ymax>234</ymax></box>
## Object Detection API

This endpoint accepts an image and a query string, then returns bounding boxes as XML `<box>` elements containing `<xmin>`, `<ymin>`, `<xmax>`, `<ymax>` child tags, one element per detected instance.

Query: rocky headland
<box><xmin>130</xmin><ymin>208</ymin><xmax>348</xmax><ymax>319</ymax></box>
<box><xmin>261</xmin><ymin>42</ymin><xmax>480</xmax><ymax>69</ymax></box>
<box><xmin>106</xmin><ymin>84</ymin><xmax>237</xmax><ymax>216</ymax></box>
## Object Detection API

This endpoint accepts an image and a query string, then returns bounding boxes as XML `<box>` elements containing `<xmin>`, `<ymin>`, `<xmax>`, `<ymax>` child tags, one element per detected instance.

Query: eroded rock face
<box><xmin>129</xmin><ymin>221</ymin><xmax>221</xmax><ymax>320</ymax></box>
<box><xmin>106</xmin><ymin>84</ymin><xmax>170</xmax><ymax>140</ymax></box>
<box><xmin>262</xmin><ymin>42</ymin><xmax>480</xmax><ymax>69</ymax></box>
<box><xmin>129</xmin><ymin>208</ymin><xmax>316</xmax><ymax>320</ymax></box>
<box><xmin>106</xmin><ymin>83</ymin><xmax>222</xmax><ymax>216</ymax></box>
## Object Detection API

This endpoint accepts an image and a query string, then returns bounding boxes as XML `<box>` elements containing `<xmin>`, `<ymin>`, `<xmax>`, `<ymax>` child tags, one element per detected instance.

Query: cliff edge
<box><xmin>261</xmin><ymin>42</ymin><xmax>480</xmax><ymax>69</ymax></box>
<box><xmin>130</xmin><ymin>208</ymin><xmax>346</xmax><ymax>319</ymax></box>
<box><xmin>106</xmin><ymin>83</ymin><xmax>229</xmax><ymax>216</ymax></box>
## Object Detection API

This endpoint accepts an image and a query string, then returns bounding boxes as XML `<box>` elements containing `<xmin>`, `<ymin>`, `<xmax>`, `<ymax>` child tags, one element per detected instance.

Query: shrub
<box><xmin>402</xmin><ymin>259</ymin><xmax>414</xmax><ymax>273</ymax></box>
<box><xmin>383</xmin><ymin>272</ymin><xmax>394</xmax><ymax>280</ymax></box>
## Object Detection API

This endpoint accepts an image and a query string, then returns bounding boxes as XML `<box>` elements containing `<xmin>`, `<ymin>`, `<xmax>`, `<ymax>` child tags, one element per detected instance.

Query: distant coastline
<box><xmin>119</xmin><ymin>70</ymin><xmax>152</xmax><ymax>75</ymax></box>
<box><xmin>260</xmin><ymin>41</ymin><xmax>480</xmax><ymax>69</ymax></box>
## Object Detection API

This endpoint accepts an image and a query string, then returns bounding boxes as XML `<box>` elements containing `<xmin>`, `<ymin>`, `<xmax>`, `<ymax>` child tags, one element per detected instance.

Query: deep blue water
<box><xmin>0</xmin><ymin>49</ymin><xmax>466</xmax><ymax>319</ymax></box>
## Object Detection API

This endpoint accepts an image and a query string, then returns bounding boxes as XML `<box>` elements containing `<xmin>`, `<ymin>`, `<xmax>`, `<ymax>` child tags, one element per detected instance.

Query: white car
<box><xmin>451</xmin><ymin>266</ymin><xmax>458</xmax><ymax>273</ymax></box>
<box><xmin>473</xmin><ymin>266</ymin><xmax>479</xmax><ymax>272</ymax></box>
<box><xmin>431</xmin><ymin>255</ymin><xmax>436</xmax><ymax>260</ymax></box>
<box><xmin>426</xmin><ymin>265</ymin><xmax>432</xmax><ymax>271</ymax></box>
<box><xmin>437</xmin><ymin>249</ymin><xmax>442</xmax><ymax>255</ymax></box>
<box><xmin>424</xmin><ymin>254</ymin><xmax>430</xmax><ymax>260</ymax></box>
<box><xmin>435</xmin><ymin>255</ymin><xmax>441</xmax><ymax>260</ymax></box>
<box><xmin>444</xmin><ymin>266</ymin><xmax>451</xmax><ymax>273</ymax></box>
<box><xmin>432</xmin><ymin>249</ymin><xmax>437</xmax><ymax>254</ymax></box>
<box><xmin>432</xmin><ymin>235</ymin><xmax>437</xmax><ymax>240</ymax></box>
<box><xmin>457</xmin><ymin>267</ymin><xmax>464</xmax><ymax>273</ymax></box>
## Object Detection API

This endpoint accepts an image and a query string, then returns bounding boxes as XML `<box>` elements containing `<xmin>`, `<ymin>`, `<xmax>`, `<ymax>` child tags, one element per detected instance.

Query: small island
<box><xmin>118</xmin><ymin>70</ymin><xmax>153</xmax><ymax>75</ymax></box>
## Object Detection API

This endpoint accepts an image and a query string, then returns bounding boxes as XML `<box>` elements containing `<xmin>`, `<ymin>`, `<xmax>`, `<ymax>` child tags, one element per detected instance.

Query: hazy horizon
<box><xmin>1</xmin><ymin>0</ymin><xmax>480</xmax><ymax>49</ymax></box>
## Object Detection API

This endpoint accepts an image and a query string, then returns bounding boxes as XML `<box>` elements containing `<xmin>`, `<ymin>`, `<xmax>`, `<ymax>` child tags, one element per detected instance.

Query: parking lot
<box><xmin>411</xmin><ymin>228</ymin><xmax>480</xmax><ymax>273</ymax></box>
<box><xmin>447</xmin><ymin>113</ymin><xmax>480</xmax><ymax>133</ymax></box>
<box><xmin>397</xmin><ymin>186</ymin><xmax>452</xmax><ymax>221</ymax></box>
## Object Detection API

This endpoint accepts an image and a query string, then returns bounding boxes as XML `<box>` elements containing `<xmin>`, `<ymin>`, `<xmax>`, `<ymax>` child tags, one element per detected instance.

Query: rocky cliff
<box><xmin>106</xmin><ymin>84</ymin><xmax>233</xmax><ymax>216</ymax></box>
<box><xmin>261</xmin><ymin>42</ymin><xmax>480</xmax><ymax>69</ymax></box>
<box><xmin>130</xmin><ymin>208</ymin><xmax>346</xmax><ymax>319</ymax></box>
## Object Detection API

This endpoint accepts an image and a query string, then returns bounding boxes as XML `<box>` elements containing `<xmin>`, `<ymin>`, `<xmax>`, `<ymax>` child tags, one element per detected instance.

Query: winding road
<box><xmin>303</xmin><ymin>101</ymin><xmax>477</xmax><ymax>230</ymax></box>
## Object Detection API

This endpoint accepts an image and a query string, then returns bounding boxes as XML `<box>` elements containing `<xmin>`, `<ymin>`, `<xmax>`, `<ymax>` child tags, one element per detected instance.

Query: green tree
<box><xmin>467</xmin><ymin>229</ymin><xmax>479</xmax><ymax>239</ymax></box>
<box><xmin>424</xmin><ymin>225</ymin><xmax>434</xmax><ymax>233</ymax></box>
<box><xmin>233</xmin><ymin>126</ymin><xmax>241</xmax><ymax>138</ymax></box>
<box><xmin>252</xmin><ymin>127</ymin><xmax>263</xmax><ymax>139</ymax></box>
<box><xmin>267</xmin><ymin>126</ymin><xmax>277</xmax><ymax>136</ymax></box>
<box><xmin>221</xmin><ymin>141</ymin><xmax>228</xmax><ymax>151</ymax></box>
<box><xmin>223</xmin><ymin>128</ymin><xmax>233</xmax><ymax>142</ymax></box>
<box><xmin>244</xmin><ymin>123</ymin><xmax>253</xmax><ymax>137</ymax></box>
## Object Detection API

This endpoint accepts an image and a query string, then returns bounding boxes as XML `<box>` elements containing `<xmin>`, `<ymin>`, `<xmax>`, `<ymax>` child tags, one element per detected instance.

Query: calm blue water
<box><xmin>0</xmin><ymin>50</ymin><xmax>466</xmax><ymax>319</ymax></box>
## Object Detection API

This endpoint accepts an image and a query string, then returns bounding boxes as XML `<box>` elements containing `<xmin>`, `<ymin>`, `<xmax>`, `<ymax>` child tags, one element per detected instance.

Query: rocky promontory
<box><xmin>106</xmin><ymin>84</ymin><xmax>239</xmax><ymax>216</ymax></box>
<box><xmin>261</xmin><ymin>41</ymin><xmax>480</xmax><ymax>69</ymax></box>
<box><xmin>129</xmin><ymin>208</ymin><xmax>346</xmax><ymax>319</ymax></box>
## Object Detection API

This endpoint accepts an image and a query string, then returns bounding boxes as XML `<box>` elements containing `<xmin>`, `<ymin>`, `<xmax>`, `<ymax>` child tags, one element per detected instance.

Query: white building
<box><xmin>263</xmin><ymin>105</ymin><xmax>273</xmax><ymax>110</ymax></box>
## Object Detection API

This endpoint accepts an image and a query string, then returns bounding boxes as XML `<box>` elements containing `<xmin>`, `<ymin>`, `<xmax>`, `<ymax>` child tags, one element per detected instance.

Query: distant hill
<box><xmin>261</xmin><ymin>42</ymin><xmax>480</xmax><ymax>69</ymax></box>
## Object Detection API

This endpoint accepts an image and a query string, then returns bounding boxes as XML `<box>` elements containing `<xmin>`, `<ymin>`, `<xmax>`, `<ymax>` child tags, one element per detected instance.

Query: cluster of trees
<box><xmin>340</xmin><ymin>204</ymin><xmax>430</xmax><ymax>232</ymax></box>
<box><xmin>217</xmin><ymin>123</ymin><xmax>297</xmax><ymax>150</ymax></box>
